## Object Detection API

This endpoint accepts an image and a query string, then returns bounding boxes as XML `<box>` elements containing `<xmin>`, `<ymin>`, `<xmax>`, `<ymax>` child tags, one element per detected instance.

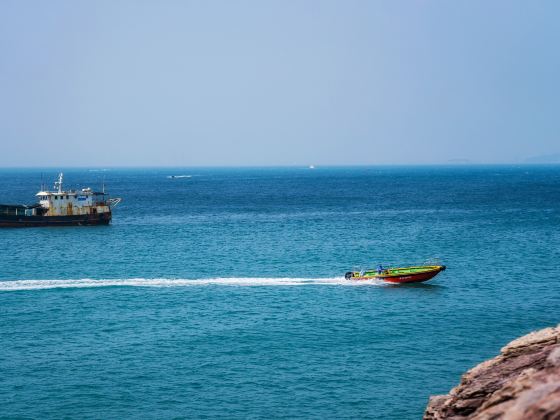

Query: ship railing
<box><xmin>353</xmin><ymin>257</ymin><xmax>442</xmax><ymax>271</ymax></box>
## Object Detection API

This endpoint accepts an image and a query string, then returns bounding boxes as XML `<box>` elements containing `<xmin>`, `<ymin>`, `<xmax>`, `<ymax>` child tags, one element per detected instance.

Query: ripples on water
<box><xmin>1</xmin><ymin>166</ymin><xmax>560</xmax><ymax>419</ymax></box>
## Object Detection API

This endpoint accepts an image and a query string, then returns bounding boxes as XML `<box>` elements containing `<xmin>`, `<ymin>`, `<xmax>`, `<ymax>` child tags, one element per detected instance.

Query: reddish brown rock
<box><xmin>424</xmin><ymin>325</ymin><xmax>560</xmax><ymax>419</ymax></box>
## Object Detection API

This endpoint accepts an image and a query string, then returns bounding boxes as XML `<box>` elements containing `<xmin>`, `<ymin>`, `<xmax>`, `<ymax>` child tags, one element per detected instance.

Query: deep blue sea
<box><xmin>1</xmin><ymin>166</ymin><xmax>559</xmax><ymax>419</ymax></box>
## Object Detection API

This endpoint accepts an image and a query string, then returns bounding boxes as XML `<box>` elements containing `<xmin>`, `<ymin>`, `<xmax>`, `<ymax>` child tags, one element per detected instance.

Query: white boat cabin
<box><xmin>35</xmin><ymin>173</ymin><xmax>116</xmax><ymax>217</ymax></box>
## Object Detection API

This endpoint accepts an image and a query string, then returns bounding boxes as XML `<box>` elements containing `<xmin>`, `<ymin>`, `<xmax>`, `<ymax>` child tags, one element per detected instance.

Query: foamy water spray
<box><xmin>0</xmin><ymin>277</ymin><xmax>385</xmax><ymax>291</ymax></box>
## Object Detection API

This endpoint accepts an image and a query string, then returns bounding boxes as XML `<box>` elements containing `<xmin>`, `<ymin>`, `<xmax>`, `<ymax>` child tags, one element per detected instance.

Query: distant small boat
<box><xmin>309</xmin><ymin>165</ymin><xmax>315</xmax><ymax>169</ymax></box>
<box><xmin>345</xmin><ymin>265</ymin><xmax>446</xmax><ymax>284</ymax></box>
<box><xmin>167</xmin><ymin>175</ymin><xmax>192</xmax><ymax>179</ymax></box>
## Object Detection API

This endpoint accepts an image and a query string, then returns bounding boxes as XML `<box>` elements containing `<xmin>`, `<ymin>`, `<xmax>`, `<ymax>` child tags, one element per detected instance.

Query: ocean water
<box><xmin>1</xmin><ymin>166</ymin><xmax>559</xmax><ymax>419</ymax></box>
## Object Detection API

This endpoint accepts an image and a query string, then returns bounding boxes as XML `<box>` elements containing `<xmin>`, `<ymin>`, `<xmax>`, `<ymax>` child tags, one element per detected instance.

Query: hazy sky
<box><xmin>1</xmin><ymin>1</ymin><xmax>558</xmax><ymax>166</ymax></box>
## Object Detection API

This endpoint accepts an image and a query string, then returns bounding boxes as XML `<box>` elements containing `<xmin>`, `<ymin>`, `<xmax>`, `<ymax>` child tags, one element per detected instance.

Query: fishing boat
<box><xmin>0</xmin><ymin>173</ymin><xmax>121</xmax><ymax>227</ymax></box>
<box><xmin>345</xmin><ymin>264</ymin><xmax>446</xmax><ymax>284</ymax></box>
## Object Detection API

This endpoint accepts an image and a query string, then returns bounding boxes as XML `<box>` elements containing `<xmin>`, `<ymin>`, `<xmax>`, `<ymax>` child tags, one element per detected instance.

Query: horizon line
<box><xmin>1</xmin><ymin>162</ymin><xmax>560</xmax><ymax>170</ymax></box>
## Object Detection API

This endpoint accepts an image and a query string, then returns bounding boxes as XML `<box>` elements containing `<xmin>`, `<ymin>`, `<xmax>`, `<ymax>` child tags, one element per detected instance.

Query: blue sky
<box><xmin>1</xmin><ymin>1</ymin><xmax>558</xmax><ymax>166</ymax></box>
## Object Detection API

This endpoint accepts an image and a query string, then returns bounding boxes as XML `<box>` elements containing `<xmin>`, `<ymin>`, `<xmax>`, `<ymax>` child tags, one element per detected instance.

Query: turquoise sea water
<box><xmin>1</xmin><ymin>166</ymin><xmax>559</xmax><ymax>419</ymax></box>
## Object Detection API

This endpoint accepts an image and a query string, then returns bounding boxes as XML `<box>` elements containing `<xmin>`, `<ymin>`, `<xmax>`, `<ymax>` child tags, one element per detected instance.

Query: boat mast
<box><xmin>54</xmin><ymin>173</ymin><xmax>63</xmax><ymax>193</ymax></box>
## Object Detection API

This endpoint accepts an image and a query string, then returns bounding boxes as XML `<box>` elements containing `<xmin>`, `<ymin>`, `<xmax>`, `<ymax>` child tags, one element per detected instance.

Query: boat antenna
<box><xmin>40</xmin><ymin>172</ymin><xmax>44</xmax><ymax>191</ymax></box>
<box><xmin>102</xmin><ymin>176</ymin><xmax>105</xmax><ymax>194</ymax></box>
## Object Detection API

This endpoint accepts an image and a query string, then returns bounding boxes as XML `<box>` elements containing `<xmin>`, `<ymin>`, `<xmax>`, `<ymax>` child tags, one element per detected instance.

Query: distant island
<box><xmin>524</xmin><ymin>153</ymin><xmax>560</xmax><ymax>164</ymax></box>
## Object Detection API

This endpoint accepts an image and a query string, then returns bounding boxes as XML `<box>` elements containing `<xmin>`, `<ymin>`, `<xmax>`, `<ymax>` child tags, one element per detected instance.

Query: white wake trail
<box><xmin>0</xmin><ymin>277</ymin><xmax>385</xmax><ymax>291</ymax></box>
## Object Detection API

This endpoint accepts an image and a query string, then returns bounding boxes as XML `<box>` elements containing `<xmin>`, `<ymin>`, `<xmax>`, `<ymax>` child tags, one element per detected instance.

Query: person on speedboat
<box><xmin>377</xmin><ymin>264</ymin><xmax>384</xmax><ymax>274</ymax></box>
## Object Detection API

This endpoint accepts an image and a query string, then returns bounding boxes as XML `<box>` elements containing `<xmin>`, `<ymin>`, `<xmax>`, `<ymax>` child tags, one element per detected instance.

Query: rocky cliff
<box><xmin>424</xmin><ymin>325</ymin><xmax>560</xmax><ymax>419</ymax></box>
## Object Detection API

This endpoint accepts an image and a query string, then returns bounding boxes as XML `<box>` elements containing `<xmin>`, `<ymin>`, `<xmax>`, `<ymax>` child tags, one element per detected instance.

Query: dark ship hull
<box><xmin>0</xmin><ymin>213</ymin><xmax>111</xmax><ymax>227</ymax></box>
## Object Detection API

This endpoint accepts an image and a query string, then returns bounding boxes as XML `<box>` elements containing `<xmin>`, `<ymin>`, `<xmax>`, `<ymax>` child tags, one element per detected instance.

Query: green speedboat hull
<box><xmin>345</xmin><ymin>265</ymin><xmax>446</xmax><ymax>284</ymax></box>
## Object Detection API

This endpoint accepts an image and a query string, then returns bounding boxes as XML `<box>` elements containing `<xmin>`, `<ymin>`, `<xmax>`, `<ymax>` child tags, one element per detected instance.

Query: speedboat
<box><xmin>345</xmin><ymin>265</ymin><xmax>446</xmax><ymax>284</ymax></box>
